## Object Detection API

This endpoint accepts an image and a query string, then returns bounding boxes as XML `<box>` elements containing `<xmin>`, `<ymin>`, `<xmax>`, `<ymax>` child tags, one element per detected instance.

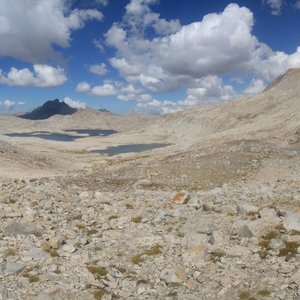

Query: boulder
<box><xmin>236</xmin><ymin>201</ymin><xmax>258</xmax><ymax>215</ymax></box>
<box><xmin>0</xmin><ymin>262</ymin><xmax>26</xmax><ymax>276</ymax></box>
<box><xmin>283</xmin><ymin>213</ymin><xmax>300</xmax><ymax>232</ymax></box>
<box><xmin>3</xmin><ymin>222</ymin><xmax>39</xmax><ymax>236</ymax></box>
<box><xmin>172</xmin><ymin>191</ymin><xmax>190</xmax><ymax>204</ymax></box>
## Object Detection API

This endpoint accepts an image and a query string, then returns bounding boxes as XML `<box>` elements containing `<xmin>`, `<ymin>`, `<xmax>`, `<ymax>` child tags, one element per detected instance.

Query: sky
<box><xmin>1</xmin><ymin>0</ymin><xmax>300</xmax><ymax>115</ymax></box>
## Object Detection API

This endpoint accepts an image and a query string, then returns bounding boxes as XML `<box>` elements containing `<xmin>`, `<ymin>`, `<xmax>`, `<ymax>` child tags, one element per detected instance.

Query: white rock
<box><xmin>23</xmin><ymin>208</ymin><xmax>36</xmax><ymax>222</ymax></box>
<box><xmin>226</xmin><ymin>245</ymin><xmax>250</xmax><ymax>258</ymax></box>
<box><xmin>236</xmin><ymin>201</ymin><xmax>258</xmax><ymax>215</ymax></box>
<box><xmin>283</xmin><ymin>213</ymin><xmax>300</xmax><ymax>232</ymax></box>
<box><xmin>161</xmin><ymin>267</ymin><xmax>188</xmax><ymax>284</ymax></box>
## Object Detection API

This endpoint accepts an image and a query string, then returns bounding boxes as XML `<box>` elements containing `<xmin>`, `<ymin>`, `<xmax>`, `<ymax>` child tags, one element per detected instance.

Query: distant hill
<box><xmin>98</xmin><ymin>108</ymin><xmax>111</xmax><ymax>113</ymax></box>
<box><xmin>19</xmin><ymin>99</ymin><xmax>77</xmax><ymax>120</ymax></box>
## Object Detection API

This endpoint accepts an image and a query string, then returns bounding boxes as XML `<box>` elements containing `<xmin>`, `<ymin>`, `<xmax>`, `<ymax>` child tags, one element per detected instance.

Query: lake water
<box><xmin>5</xmin><ymin>129</ymin><xmax>117</xmax><ymax>142</ymax></box>
<box><xmin>92</xmin><ymin>143</ymin><xmax>171</xmax><ymax>156</ymax></box>
<box><xmin>64</xmin><ymin>129</ymin><xmax>117</xmax><ymax>136</ymax></box>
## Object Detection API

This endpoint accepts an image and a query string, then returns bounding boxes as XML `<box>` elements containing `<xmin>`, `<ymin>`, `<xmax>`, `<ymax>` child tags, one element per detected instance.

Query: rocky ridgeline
<box><xmin>0</xmin><ymin>176</ymin><xmax>300</xmax><ymax>300</ymax></box>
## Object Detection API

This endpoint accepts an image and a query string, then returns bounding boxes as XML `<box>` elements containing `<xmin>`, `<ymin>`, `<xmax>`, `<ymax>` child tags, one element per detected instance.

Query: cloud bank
<box><xmin>0</xmin><ymin>0</ymin><xmax>103</xmax><ymax>63</ymax></box>
<box><xmin>0</xmin><ymin>65</ymin><xmax>67</xmax><ymax>87</ymax></box>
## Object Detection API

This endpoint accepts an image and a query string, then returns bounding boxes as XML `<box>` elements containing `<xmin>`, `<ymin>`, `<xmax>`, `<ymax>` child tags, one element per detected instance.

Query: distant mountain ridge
<box><xmin>19</xmin><ymin>99</ymin><xmax>77</xmax><ymax>120</ymax></box>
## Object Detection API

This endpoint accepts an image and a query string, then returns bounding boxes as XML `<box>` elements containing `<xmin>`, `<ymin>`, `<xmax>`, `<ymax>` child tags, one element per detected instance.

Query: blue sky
<box><xmin>0</xmin><ymin>0</ymin><xmax>300</xmax><ymax>114</ymax></box>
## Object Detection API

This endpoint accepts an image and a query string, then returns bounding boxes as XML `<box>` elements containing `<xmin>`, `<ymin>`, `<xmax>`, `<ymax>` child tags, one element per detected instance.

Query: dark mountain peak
<box><xmin>19</xmin><ymin>99</ymin><xmax>77</xmax><ymax>120</ymax></box>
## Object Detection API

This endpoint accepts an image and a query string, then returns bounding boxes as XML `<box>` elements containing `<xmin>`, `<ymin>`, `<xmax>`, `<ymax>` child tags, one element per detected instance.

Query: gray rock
<box><xmin>161</xmin><ymin>267</ymin><xmax>188</xmax><ymax>284</ymax></box>
<box><xmin>248</xmin><ymin>217</ymin><xmax>281</xmax><ymax>238</ymax></box>
<box><xmin>134</xmin><ymin>179</ymin><xmax>152</xmax><ymax>187</ymax></box>
<box><xmin>239</xmin><ymin>225</ymin><xmax>253</xmax><ymax>238</ymax></box>
<box><xmin>24</xmin><ymin>247</ymin><xmax>50</xmax><ymax>260</ymax></box>
<box><xmin>268</xmin><ymin>238</ymin><xmax>285</xmax><ymax>251</ymax></box>
<box><xmin>2</xmin><ymin>288</ymin><xmax>8</xmax><ymax>300</ymax></box>
<box><xmin>226</xmin><ymin>245</ymin><xmax>250</xmax><ymax>258</ymax></box>
<box><xmin>236</xmin><ymin>201</ymin><xmax>258</xmax><ymax>215</ymax></box>
<box><xmin>259</xmin><ymin>207</ymin><xmax>277</xmax><ymax>219</ymax></box>
<box><xmin>0</xmin><ymin>262</ymin><xmax>26</xmax><ymax>276</ymax></box>
<box><xmin>283</xmin><ymin>213</ymin><xmax>300</xmax><ymax>232</ymax></box>
<box><xmin>3</xmin><ymin>222</ymin><xmax>39</xmax><ymax>236</ymax></box>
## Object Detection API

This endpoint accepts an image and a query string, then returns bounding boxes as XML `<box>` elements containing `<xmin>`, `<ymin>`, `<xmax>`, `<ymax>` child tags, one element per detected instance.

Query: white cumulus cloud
<box><xmin>95</xmin><ymin>0</ymin><xmax>109</xmax><ymax>6</ymax></box>
<box><xmin>103</xmin><ymin>2</ymin><xmax>300</xmax><ymax>98</ymax></box>
<box><xmin>243</xmin><ymin>79</ymin><xmax>266</xmax><ymax>95</ymax></box>
<box><xmin>264</xmin><ymin>0</ymin><xmax>283</xmax><ymax>15</ymax></box>
<box><xmin>64</xmin><ymin>97</ymin><xmax>87</xmax><ymax>109</ymax></box>
<box><xmin>80</xmin><ymin>1</ymin><xmax>300</xmax><ymax>113</ymax></box>
<box><xmin>76</xmin><ymin>81</ymin><xmax>117</xmax><ymax>97</ymax></box>
<box><xmin>89</xmin><ymin>63</ymin><xmax>108</xmax><ymax>75</ymax></box>
<box><xmin>0</xmin><ymin>0</ymin><xmax>103</xmax><ymax>63</ymax></box>
<box><xmin>0</xmin><ymin>65</ymin><xmax>67</xmax><ymax>87</ymax></box>
<box><xmin>0</xmin><ymin>100</ymin><xmax>15</xmax><ymax>110</ymax></box>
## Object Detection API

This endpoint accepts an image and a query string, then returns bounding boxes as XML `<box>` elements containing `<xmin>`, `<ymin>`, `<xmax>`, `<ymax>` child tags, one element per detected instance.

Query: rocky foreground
<box><xmin>1</xmin><ymin>155</ymin><xmax>300</xmax><ymax>300</ymax></box>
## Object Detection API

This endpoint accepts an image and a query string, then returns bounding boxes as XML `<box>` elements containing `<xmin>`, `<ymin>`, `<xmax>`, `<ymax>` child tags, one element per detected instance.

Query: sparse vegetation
<box><xmin>239</xmin><ymin>290</ymin><xmax>251</xmax><ymax>299</ymax></box>
<box><xmin>93</xmin><ymin>288</ymin><xmax>108</xmax><ymax>300</ymax></box>
<box><xmin>4</xmin><ymin>248</ymin><xmax>17</xmax><ymax>257</ymax></box>
<box><xmin>131</xmin><ymin>216</ymin><xmax>142</xmax><ymax>223</ymax></box>
<box><xmin>22</xmin><ymin>272</ymin><xmax>40</xmax><ymax>283</ymax></box>
<box><xmin>87</xmin><ymin>266</ymin><xmax>108</xmax><ymax>280</ymax></box>
<box><xmin>76</xmin><ymin>223</ymin><xmax>85</xmax><ymax>230</ymax></box>
<box><xmin>258</xmin><ymin>289</ymin><xmax>271</xmax><ymax>297</ymax></box>
<box><xmin>131</xmin><ymin>244</ymin><xmax>162</xmax><ymax>264</ymax></box>
<box><xmin>209</xmin><ymin>251</ymin><xmax>226</xmax><ymax>263</ymax></box>
<box><xmin>278</xmin><ymin>241</ymin><xmax>299</xmax><ymax>257</ymax></box>
<box><xmin>108</xmin><ymin>215</ymin><xmax>119</xmax><ymax>221</ymax></box>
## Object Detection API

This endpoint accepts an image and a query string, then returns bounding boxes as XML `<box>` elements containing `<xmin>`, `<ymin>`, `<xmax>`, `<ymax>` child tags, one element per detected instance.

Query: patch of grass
<box><xmin>209</xmin><ymin>251</ymin><xmax>226</xmax><ymax>263</ymax></box>
<box><xmin>278</xmin><ymin>241</ymin><xmax>299</xmax><ymax>257</ymax></box>
<box><xmin>259</xmin><ymin>230</ymin><xmax>280</xmax><ymax>254</ymax></box>
<box><xmin>93</xmin><ymin>288</ymin><xmax>108</xmax><ymax>300</ymax></box>
<box><xmin>108</xmin><ymin>215</ymin><xmax>119</xmax><ymax>221</ymax></box>
<box><xmin>49</xmin><ymin>249</ymin><xmax>60</xmax><ymax>257</ymax></box>
<box><xmin>22</xmin><ymin>273</ymin><xmax>40</xmax><ymax>283</ymax></box>
<box><xmin>75</xmin><ymin>242</ymin><xmax>82</xmax><ymax>249</ymax></box>
<box><xmin>87</xmin><ymin>266</ymin><xmax>108</xmax><ymax>280</ymax></box>
<box><xmin>73</xmin><ymin>214</ymin><xmax>82</xmax><ymax>220</ymax></box>
<box><xmin>176</xmin><ymin>231</ymin><xmax>185</xmax><ymax>238</ymax></box>
<box><xmin>76</xmin><ymin>223</ymin><xmax>85</xmax><ymax>230</ymax></box>
<box><xmin>131</xmin><ymin>254</ymin><xmax>145</xmax><ymax>265</ymax></box>
<box><xmin>4</xmin><ymin>248</ymin><xmax>17</xmax><ymax>257</ymax></box>
<box><xmin>144</xmin><ymin>244</ymin><xmax>162</xmax><ymax>256</ymax></box>
<box><xmin>264</xmin><ymin>231</ymin><xmax>279</xmax><ymax>241</ymax></box>
<box><xmin>131</xmin><ymin>244</ymin><xmax>162</xmax><ymax>265</ymax></box>
<box><xmin>257</xmin><ymin>289</ymin><xmax>271</xmax><ymax>297</ymax></box>
<box><xmin>274</xmin><ymin>224</ymin><xmax>285</xmax><ymax>232</ymax></box>
<box><xmin>112</xmin><ymin>265</ymin><xmax>127</xmax><ymax>274</ymax></box>
<box><xmin>87</xmin><ymin>229</ymin><xmax>98</xmax><ymax>236</ymax></box>
<box><xmin>258</xmin><ymin>249</ymin><xmax>268</xmax><ymax>259</ymax></box>
<box><xmin>131</xmin><ymin>216</ymin><xmax>142</xmax><ymax>223</ymax></box>
<box><xmin>239</xmin><ymin>290</ymin><xmax>251</xmax><ymax>299</ymax></box>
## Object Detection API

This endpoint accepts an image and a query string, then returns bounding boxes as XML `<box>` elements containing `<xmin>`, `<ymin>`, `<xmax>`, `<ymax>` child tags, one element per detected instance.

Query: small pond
<box><xmin>5</xmin><ymin>129</ymin><xmax>117</xmax><ymax>142</ymax></box>
<box><xmin>92</xmin><ymin>143</ymin><xmax>172</xmax><ymax>156</ymax></box>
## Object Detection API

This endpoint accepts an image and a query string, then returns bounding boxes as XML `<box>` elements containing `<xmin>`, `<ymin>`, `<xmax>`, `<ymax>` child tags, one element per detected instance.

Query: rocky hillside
<box><xmin>143</xmin><ymin>68</ymin><xmax>300</xmax><ymax>149</ymax></box>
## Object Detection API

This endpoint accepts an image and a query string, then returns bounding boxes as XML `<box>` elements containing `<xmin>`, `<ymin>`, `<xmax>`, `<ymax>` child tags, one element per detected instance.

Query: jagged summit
<box><xmin>19</xmin><ymin>99</ymin><xmax>77</xmax><ymax>120</ymax></box>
